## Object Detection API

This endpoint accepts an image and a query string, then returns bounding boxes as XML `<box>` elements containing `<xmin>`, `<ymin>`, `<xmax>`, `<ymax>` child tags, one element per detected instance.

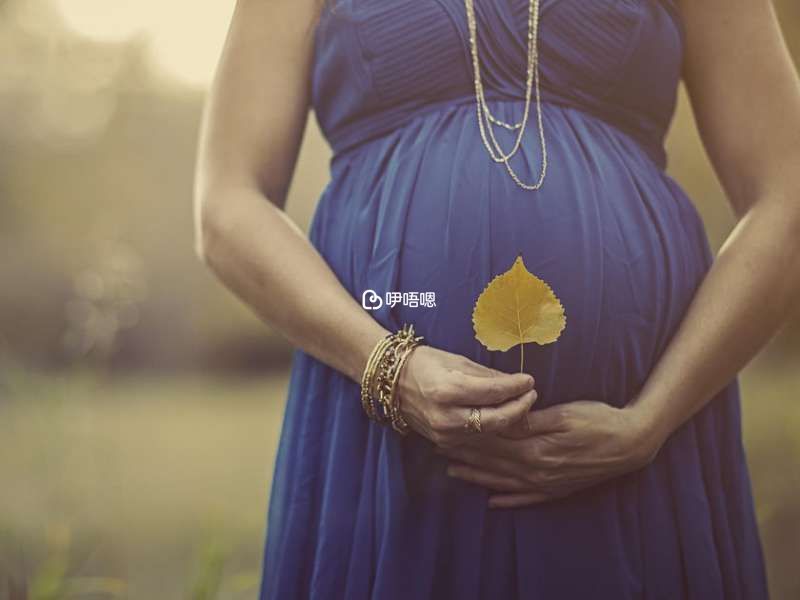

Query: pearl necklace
<box><xmin>464</xmin><ymin>0</ymin><xmax>548</xmax><ymax>191</ymax></box>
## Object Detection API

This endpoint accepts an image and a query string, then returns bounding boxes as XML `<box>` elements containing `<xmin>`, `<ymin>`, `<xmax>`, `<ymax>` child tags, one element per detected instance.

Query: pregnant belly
<box><xmin>311</xmin><ymin>103</ymin><xmax>712</xmax><ymax>408</ymax></box>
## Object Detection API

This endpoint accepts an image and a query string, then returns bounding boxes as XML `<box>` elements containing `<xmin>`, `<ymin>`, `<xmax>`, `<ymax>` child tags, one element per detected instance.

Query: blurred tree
<box><xmin>0</xmin><ymin>0</ymin><xmax>797</xmax><ymax>372</ymax></box>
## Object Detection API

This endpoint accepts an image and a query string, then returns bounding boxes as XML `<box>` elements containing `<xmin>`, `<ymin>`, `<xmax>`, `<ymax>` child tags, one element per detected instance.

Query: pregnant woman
<box><xmin>194</xmin><ymin>0</ymin><xmax>800</xmax><ymax>597</ymax></box>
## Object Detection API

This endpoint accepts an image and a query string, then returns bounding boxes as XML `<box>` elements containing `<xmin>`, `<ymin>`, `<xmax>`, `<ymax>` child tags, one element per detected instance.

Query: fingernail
<box><xmin>446</xmin><ymin>466</ymin><xmax>456</xmax><ymax>477</ymax></box>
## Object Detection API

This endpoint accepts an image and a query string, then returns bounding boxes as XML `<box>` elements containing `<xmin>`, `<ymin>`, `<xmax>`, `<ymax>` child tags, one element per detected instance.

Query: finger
<box><xmin>520</xmin><ymin>406</ymin><xmax>568</xmax><ymax>435</ymax></box>
<box><xmin>457</xmin><ymin>431</ymin><xmax>533</xmax><ymax>461</ymax></box>
<box><xmin>438</xmin><ymin>445</ymin><xmax>526</xmax><ymax>478</ymax></box>
<box><xmin>452</xmin><ymin>358</ymin><xmax>505</xmax><ymax>378</ymax></box>
<box><xmin>487</xmin><ymin>491</ymin><xmax>557</xmax><ymax>508</ymax></box>
<box><xmin>472</xmin><ymin>363</ymin><xmax>537</xmax><ymax>387</ymax></box>
<box><xmin>456</xmin><ymin>371</ymin><xmax>535</xmax><ymax>406</ymax></box>
<box><xmin>496</xmin><ymin>415</ymin><xmax>534</xmax><ymax>439</ymax></box>
<box><xmin>496</xmin><ymin>409</ymin><xmax>563</xmax><ymax>439</ymax></box>
<box><xmin>474</xmin><ymin>389</ymin><xmax>537</xmax><ymax>433</ymax></box>
<box><xmin>446</xmin><ymin>463</ymin><xmax>530</xmax><ymax>492</ymax></box>
<box><xmin>458</xmin><ymin>433</ymin><xmax>557</xmax><ymax>470</ymax></box>
<box><xmin>440</xmin><ymin>433</ymin><xmax>550</xmax><ymax>469</ymax></box>
<box><xmin>486</xmin><ymin>366</ymin><xmax>536</xmax><ymax>387</ymax></box>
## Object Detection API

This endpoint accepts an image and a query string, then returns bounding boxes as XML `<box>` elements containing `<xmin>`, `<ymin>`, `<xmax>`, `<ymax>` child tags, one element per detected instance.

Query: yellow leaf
<box><xmin>472</xmin><ymin>255</ymin><xmax>566</xmax><ymax>369</ymax></box>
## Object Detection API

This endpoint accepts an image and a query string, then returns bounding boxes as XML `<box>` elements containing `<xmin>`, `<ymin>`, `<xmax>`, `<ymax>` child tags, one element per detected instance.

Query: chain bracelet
<box><xmin>359</xmin><ymin>324</ymin><xmax>424</xmax><ymax>436</ymax></box>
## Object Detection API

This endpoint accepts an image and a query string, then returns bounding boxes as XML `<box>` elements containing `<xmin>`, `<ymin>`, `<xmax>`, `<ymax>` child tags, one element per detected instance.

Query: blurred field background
<box><xmin>1</xmin><ymin>0</ymin><xmax>799</xmax><ymax>598</ymax></box>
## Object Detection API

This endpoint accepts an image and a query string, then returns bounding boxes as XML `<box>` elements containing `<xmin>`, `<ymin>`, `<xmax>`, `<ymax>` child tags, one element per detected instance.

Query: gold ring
<box><xmin>465</xmin><ymin>408</ymin><xmax>482</xmax><ymax>434</ymax></box>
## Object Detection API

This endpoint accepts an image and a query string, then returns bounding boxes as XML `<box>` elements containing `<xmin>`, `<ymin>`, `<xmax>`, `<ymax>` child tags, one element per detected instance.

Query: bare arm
<box><xmin>193</xmin><ymin>0</ymin><xmax>537</xmax><ymax>442</ymax></box>
<box><xmin>629</xmin><ymin>0</ymin><xmax>800</xmax><ymax>442</ymax></box>
<box><xmin>193</xmin><ymin>0</ymin><xmax>387</xmax><ymax>383</ymax></box>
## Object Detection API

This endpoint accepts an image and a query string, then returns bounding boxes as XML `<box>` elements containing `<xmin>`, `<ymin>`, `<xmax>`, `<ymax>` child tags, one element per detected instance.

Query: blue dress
<box><xmin>259</xmin><ymin>1</ymin><xmax>770</xmax><ymax>598</ymax></box>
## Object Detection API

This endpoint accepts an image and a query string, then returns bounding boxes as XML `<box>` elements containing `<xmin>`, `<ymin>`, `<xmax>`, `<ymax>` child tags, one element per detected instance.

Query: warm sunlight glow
<box><xmin>53</xmin><ymin>0</ymin><xmax>235</xmax><ymax>87</ymax></box>
<box><xmin>147</xmin><ymin>2</ymin><xmax>235</xmax><ymax>87</ymax></box>
<box><xmin>53</xmin><ymin>0</ymin><xmax>148</xmax><ymax>43</ymax></box>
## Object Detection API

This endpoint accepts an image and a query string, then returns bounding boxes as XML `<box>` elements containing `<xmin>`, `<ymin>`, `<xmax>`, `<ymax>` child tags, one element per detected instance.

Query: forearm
<box><xmin>196</xmin><ymin>183</ymin><xmax>388</xmax><ymax>383</ymax></box>
<box><xmin>629</xmin><ymin>194</ymin><xmax>800</xmax><ymax>444</ymax></box>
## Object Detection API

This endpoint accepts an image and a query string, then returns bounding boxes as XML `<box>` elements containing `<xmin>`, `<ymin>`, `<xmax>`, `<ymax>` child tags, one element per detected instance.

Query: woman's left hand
<box><xmin>435</xmin><ymin>400</ymin><xmax>667</xmax><ymax>508</ymax></box>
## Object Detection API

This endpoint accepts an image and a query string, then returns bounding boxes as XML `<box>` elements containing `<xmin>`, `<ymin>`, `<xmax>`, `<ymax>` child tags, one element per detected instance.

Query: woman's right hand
<box><xmin>396</xmin><ymin>345</ymin><xmax>538</xmax><ymax>448</ymax></box>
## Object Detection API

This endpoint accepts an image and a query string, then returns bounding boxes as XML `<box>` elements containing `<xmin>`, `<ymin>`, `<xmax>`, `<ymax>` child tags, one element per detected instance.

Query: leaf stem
<box><xmin>519</xmin><ymin>344</ymin><xmax>524</xmax><ymax>373</ymax></box>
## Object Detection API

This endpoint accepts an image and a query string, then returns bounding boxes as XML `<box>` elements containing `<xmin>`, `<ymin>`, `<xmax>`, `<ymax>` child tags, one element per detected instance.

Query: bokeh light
<box><xmin>53</xmin><ymin>0</ymin><xmax>148</xmax><ymax>43</ymax></box>
<box><xmin>53</xmin><ymin>0</ymin><xmax>235</xmax><ymax>86</ymax></box>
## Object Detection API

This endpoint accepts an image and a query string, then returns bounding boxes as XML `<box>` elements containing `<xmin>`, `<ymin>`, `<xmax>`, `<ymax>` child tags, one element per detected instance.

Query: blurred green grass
<box><xmin>0</xmin><ymin>367</ymin><xmax>288</xmax><ymax>599</ymax></box>
<box><xmin>0</xmin><ymin>360</ymin><xmax>798</xmax><ymax>599</ymax></box>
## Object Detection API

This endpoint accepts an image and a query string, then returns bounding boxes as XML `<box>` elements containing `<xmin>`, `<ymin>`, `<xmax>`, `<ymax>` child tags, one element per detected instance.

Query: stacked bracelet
<box><xmin>360</xmin><ymin>323</ymin><xmax>424</xmax><ymax>435</ymax></box>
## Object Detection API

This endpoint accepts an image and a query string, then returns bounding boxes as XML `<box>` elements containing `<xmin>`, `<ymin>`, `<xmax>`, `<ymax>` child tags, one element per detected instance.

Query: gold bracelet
<box><xmin>372</xmin><ymin>332</ymin><xmax>406</xmax><ymax>425</ymax></box>
<box><xmin>359</xmin><ymin>324</ymin><xmax>424</xmax><ymax>435</ymax></box>
<box><xmin>360</xmin><ymin>333</ymin><xmax>392</xmax><ymax>421</ymax></box>
<box><xmin>387</xmin><ymin>339</ymin><xmax>420</xmax><ymax>435</ymax></box>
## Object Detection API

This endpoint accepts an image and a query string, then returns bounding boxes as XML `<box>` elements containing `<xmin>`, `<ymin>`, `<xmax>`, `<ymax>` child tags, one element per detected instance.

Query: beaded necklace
<box><xmin>464</xmin><ymin>0</ymin><xmax>548</xmax><ymax>190</ymax></box>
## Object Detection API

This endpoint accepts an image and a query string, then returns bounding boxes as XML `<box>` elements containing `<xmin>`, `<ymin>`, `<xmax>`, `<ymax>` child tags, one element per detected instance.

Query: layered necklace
<box><xmin>464</xmin><ymin>0</ymin><xmax>548</xmax><ymax>191</ymax></box>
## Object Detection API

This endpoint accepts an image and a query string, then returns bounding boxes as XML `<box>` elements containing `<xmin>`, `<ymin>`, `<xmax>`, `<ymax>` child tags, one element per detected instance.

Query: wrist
<box><xmin>349</xmin><ymin>324</ymin><xmax>391</xmax><ymax>383</ymax></box>
<box><xmin>358</xmin><ymin>323</ymin><xmax>424</xmax><ymax>435</ymax></box>
<box><xmin>624</xmin><ymin>400</ymin><xmax>672</xmax><ymax>465</ymax></box>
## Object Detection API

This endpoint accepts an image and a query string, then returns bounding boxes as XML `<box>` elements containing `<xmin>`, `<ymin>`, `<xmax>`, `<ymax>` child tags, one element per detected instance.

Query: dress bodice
<box><xmin>311</xmin><ymin>0</ymin><xmax>684</xmax><ymax>168</ymax></box>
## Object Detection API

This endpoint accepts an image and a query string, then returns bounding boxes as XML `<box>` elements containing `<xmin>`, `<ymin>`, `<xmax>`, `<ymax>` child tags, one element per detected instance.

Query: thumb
<box><xmin>524</xmin><ymin>406</ymin><xmax>566</xmax><ymax>435</ymax></box>
<box><xmin>498</xmin><ymin>404</ymin><xmax>564</xmax><ymax>438</ymax></box>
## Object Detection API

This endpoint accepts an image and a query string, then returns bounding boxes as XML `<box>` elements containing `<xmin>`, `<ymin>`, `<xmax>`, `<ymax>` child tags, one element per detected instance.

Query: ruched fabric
<box><xmin>259</xmin><ymin>1</ymin><xmax>769</xmax><ymax>598</ymax></box>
